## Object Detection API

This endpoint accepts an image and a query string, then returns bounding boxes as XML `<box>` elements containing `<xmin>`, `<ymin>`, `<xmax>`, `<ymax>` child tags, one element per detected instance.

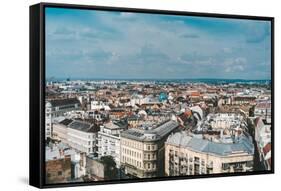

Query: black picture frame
<box><xmin>30</xmin><ymin>2</ymin><xmax>274</xmax><ymax>189</ymax></box>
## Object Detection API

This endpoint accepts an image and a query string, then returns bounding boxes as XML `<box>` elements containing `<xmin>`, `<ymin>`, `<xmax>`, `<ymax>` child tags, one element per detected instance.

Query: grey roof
<box><xmin>121</xmin><ymin>120</ymin><xmax>179</xmax><ymax>142</ymax></box>
<box><xmin>68</xmin><ymin>120</ymin><xmax>99</xmax><ymax>133</ymax></box>
<box><xmin>55</xmin><ymin>118</ymin><xmax>100</xmax><ymax>133</ymax></box>
<box><xmin>166</xmin><ymin>132</ymin><xmax>254</xmax><ymax>156</ymax></box>
<box><xmin>104</xmin><ymin>120</ymin><xmax>127</xmax><ymax>130</ymax></box>
<box><xmin>59</xmin><ymin>118</ymin><xmax>73</xmax><ymax>126</ymax></box>
<box><xmin>48</xmin><ymin>98</ymin><xmax>81</xmax><ymax>107</ymax></box>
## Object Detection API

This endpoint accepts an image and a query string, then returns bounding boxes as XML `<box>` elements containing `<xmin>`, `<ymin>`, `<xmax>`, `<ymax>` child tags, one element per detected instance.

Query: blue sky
<box><xmin>46</xmin><ymin>7</ymin><xmax>271</xmax><ymax>80</ymax></box>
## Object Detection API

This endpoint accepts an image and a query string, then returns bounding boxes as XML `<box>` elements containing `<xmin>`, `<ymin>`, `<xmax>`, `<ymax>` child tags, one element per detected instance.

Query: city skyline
<box><xmin>46</xmin><ymin>7</ymin><xmax>271</xmax><ymax>80</ymax></box>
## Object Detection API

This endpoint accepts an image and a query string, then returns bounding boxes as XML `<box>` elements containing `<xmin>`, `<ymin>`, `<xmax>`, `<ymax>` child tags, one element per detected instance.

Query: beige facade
<box><xmin>52</xmin><ymin>123</ymin><xmax>68</xmax><ymax>142</ymax></box>
<box><xmin>120</xmin><ymin>137</ymin><xmax>159</xmax><ymax>178</ymax></box>
<box><xmin>165</xmin><ymin>133</ymin><xmax>254</xmax><ymax>176</ymax></box>
<box><xmin>120</xmin><ymin>120</ymin><xmax>179</xmax><ymax>178</ymax></box>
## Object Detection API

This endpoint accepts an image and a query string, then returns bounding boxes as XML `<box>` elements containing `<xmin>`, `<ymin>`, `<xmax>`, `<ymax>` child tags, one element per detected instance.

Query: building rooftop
<box><xmin>166</xmin><ymin>131</ymin><xmax>254</xmax><ymax>156</ymax></box>
<box><xmin>45</xmin><ymin>142</ymin><xmax>79</xmax><ymax>161</ymax></box>
<box><xmin>121</xmin><ymin>120</ymin><xmax>179</xmax><ymax>141</ymax></box>
<box><xmin>255</xmin><ymin>101</ymin><xmax>271</xmax><ymax>109</ymax></box>
<box><xmin>104</xmin><ymin>120</ymin><xmax>127</xmax><ymax>130</ymax></box>
<box><xmin>48</xmin><ymin>98</ymin><xmax>81</xmax><ymax>107</ymax></box>
<box><xmin>68</xmin><ymin>120</ymin><xmax>99</xmax><ymax>133</ymax></box>
<box><xmin>59</xmin><ymin>118</ymin><xmax>73</xmax><ymax>126</ymax></box>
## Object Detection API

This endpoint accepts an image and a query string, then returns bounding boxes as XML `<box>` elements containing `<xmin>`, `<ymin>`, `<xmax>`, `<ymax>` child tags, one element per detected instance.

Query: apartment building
<box><xmin>45</xmin><ymin>98</ymin><xmax>81</xmax><ymax>139</ymax></box>
<box><xmin>207</xmin><ymin>113</ymin><xmax>244</xmax><ymax>130</ymax></box>
<box><xmin>253</xmin><ymin>117</ymin><xmax>271</xmax><ymax>170</ymax></box>
<box><xmin>254</xmin><ymin>100</ymin><xmax>271</xmax><ymax>124</ymax></box>
<box><xmin>52</xmin><ymin>119</ymin><xmax>99</xmax><ymax>154</ymax></box>
<box><xmin>120</xmin><ymin>120</ymin><xmax>179</xmax><ymax>178</ymax></box>
<box><xmin>98</xmin><ymin>121</ymin><xmax>127</xmax><ymax>167</ymax></box>
<box><xmin>165</xmin><ymin>132</ymin><xmax>254</xmax><ymax>176</ymax></box>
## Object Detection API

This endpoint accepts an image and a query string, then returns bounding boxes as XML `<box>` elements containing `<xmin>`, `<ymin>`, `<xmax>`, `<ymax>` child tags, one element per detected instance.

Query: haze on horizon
<box><xmin>46</xmin><ymin>8</ymin><xmax>272</xmax><ymax>80</ymax></box>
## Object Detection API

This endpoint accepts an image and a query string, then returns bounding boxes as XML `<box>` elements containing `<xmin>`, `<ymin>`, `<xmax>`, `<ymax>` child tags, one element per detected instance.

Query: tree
<box><xmin>100</xmin><ymin>156</ymin><xmax>118</xmax><ymax>180</ymax></box>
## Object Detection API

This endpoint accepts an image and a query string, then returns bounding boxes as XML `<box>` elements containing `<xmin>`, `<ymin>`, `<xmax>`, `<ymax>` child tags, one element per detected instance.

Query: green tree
<box><xmin>100</xmin><ymin>156</ymin><xmax>118</xmax><ymax>180</ymax></box>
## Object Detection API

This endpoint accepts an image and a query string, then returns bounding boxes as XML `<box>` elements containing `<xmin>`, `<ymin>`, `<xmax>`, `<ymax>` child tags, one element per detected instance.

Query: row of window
<box><xmin>145</xmin><ymin>144</ymin><xmax>156</xmax><ymax>151</ymax></box>
<box><xmin>171</xmin><ymin>164</ymin><xmax>209</xmax><ymax>175</ymax></box>
<box><xmin>68</xmin><ymin>140</ymin><xmax>93</xmax><ymax>153</ymax></box>
<box><xmin>144</xmin><ymin>153</ymin><xmax>156</xmax><ymax>160</ymax></box>
<box><xmin>169</xmin><ymin>149</ymin><xmax>212</xmax><ymax>167</ymax></box>
<box><xmin>122</xmin><ymin>156</ymin><xmax>142</xmax><ymax>168</ymax></box>
<box><xmin>144</xmin><ymin>162</ymin><xmax>156</xmax><ymax>170</ymax></box>
<box><xmin>122</xmin><ymin>148</ymin><xmax>142</xmax><ymax>158</ymax></box>
<box><xmin>121</xmin><ymin>140</ymin><xmax>157</xmax><ymax>151</ymax></box>
<box><xmin>122</xmin><ymin>140</ymin><xmax>143</xmax><ymax>149</ymax></box>
<box><xmin>68</xmin><ymin>135</ymin><xmax>93</xmax><ymax>146</ymax></box>
<box><xmin>122</xmin><ymin>156</ymin><xmax>157</xmax><ymax>170</ymax></box>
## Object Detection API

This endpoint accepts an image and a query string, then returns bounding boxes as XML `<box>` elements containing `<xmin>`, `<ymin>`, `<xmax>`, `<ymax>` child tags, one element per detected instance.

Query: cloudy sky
<box><xmin>46</xmin><ymin>7</ymin><xmax>271</xmax><ymax>80</ymax></box>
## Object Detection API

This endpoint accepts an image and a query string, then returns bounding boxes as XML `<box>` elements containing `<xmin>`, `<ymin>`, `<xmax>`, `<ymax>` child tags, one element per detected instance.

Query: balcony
<box><xmin>144</xmin><ymin>168</ymin><xmax>156</xmax><ymax>172</ymax></box>
<box><xmin>206</xmin><ymin>160</ymin><xmax>213</xmax><ymax>167</ymax></box>
<box><xmin>194</xmin><ymin>159</ymin><xmax>200</xmax><ymax>165</ymax></box>
<box><xmin>143</xmin><ymin>156</ymin><xmax>157</xmax><ymax>161</ymax></box>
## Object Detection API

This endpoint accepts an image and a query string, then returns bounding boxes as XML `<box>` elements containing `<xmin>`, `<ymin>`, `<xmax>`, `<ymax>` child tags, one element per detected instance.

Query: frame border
<box><xmin>30</xmin><ymin>2</ymin><xmax>274</xmax><ymax>189</ymax></box>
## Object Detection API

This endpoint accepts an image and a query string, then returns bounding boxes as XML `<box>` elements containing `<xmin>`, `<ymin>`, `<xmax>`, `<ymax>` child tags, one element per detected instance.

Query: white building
<box><xmin>98</xmin><ymin>121</ymin><xmax>126</xmax><ymax>167</ymax></box>
<box><xmin>207</xmin><ymin>113</ymin><xmax>243</xmax><ymax>130</ymax></box>
<box><xmin>45</xmin><ymin>98</ymin><xmax>81</xmax><ymax>139</ymax></box>
<box><xmin>254</xmin><ymin>101</ymin><xmax>271</xmax><ymax>124</ymax></box>
<box><xmin>86</xmin><ymin>110</ymin><xmax>105</xmax><ymax>121</ymax></box>
<box><xmin>91</xmin><ymin>100</ymin><xmax>111</xmax><ymax>111</ymax></box>
<box><xmin>254</xmin><ymin>117</ymin><xmax>271</xmax><ymax>170</ymax></box>
<box><xmin>52</xmin><ymin>119</ymin><xmax>99</xmax><ymax>154</ymax></box>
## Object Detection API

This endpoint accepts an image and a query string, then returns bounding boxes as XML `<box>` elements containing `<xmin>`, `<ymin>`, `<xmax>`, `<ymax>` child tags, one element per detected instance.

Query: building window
<box><xmin>148</xmin><ymin>163</ymin><xmax>151</xmax><ymax>169</ymax></box>
<box><xmin>58</xmin><ymin>171</ymin><xmax>62</xmax><ymax>176</ymax></box>
<box><xmin>201</xmin><ymin>167</ymin><xmax>206</xmax><ymax>174</ymax></box>
<box><xmin>201</xmin><ymin>159</ymin><xmax>205</xmax><ymax>166</ymax></box>
<box><xmin>147</xmin><ymin>145</ymin><xmax>150</xmax><ymax>150</ymax></box>
<box><xmin>189</xmin><ymin>165</ymin><xmax>193</xmax><ymax>171</ymax></box>
<box><xmin>222</xmin><ymin>163</ymin><xmax>229</xmax><ymax>170</ymax></box>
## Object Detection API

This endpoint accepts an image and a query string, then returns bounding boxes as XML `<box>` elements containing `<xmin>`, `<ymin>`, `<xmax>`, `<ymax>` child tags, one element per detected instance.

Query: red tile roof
<box><xmin>263</xmin><ymin>143</ymin><xmax>271</xmax><ymax>155</ymax></box>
